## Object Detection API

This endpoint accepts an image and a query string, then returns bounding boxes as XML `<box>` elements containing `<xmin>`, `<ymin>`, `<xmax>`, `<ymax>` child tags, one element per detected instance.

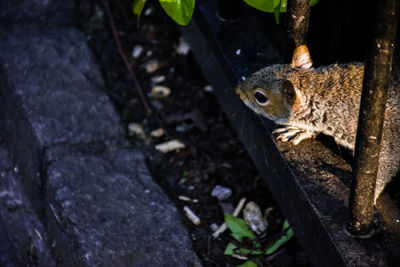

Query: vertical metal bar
<box><xmin>348</xmin><ymin>0</ymin><xmax>399</xmax><ymax>235</ymax></box>
<box><xmin>287</xmin><ymin>0</ymin><xmax>311</xmax><ymax>47</ymax></box>
<box><xmin>218</xmin><ymin>0</ymin><xmax>241</xmax><ymax>20</ymax></box>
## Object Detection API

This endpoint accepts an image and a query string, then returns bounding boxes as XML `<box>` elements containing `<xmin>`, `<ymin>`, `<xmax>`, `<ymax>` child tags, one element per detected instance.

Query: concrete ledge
<box><xmin>0</xmin><ymin>20</ymin><xmax>199</xmax><ymax>267</ymax></box>
<box><xmin>45</xmin><ymin>148</ymin><xmax>200</xmax><ymax>266</ymax></box>
<box><xmin>0</xmin><ymin>147</ymin><xmax>54</xmax><ymax>266</ymax></box>
<box><xmin>0</xmin><ymin>0</ymin><xmax>76</xmax><ymax>26</ymax></box>
<box><xmin>0</xmin><ymin>27</ymin><xmax>124</xmax><ymax>208</ymax></box>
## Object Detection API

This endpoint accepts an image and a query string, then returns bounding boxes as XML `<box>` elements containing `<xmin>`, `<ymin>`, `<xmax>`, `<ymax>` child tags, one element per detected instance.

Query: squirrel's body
<box><xmin>236</xmin><ymin>46</ymin><xmax>400</xmax><ymax>202</ymax></box>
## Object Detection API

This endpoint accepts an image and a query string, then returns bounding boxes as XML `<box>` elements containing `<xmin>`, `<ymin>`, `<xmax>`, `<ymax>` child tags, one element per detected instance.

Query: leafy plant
<box><xmin>133</xmin><ymin>0</ymin><xmax>195</xmax><ymax>26</ymax></box>
<box><xmin>224</xmin><ymin>213</ymin><xmax>294</xmax><ymax>267</ymax></box>
<box><xmin>132</xmin><ymin>0</ymin><xmax>320</xmax><ymax>25</ymax></box>
<box><xmin>245</xmin><ymin>0</ymin><xmax>320</xmax><ymax>23</ymax></box>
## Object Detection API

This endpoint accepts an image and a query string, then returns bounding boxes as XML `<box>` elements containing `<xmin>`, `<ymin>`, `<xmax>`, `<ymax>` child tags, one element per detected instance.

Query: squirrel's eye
<box><xmin>254</xmin><ymin>90</ymin><xmax>269</xmax><ymax>106</ymax></box>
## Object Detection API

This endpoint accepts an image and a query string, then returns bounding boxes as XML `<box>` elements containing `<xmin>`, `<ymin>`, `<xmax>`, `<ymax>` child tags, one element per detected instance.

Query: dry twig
<box><xmin>100</xmin><ymin>0</ymin><xmax>151</xmax><ymax>114</ymax></box>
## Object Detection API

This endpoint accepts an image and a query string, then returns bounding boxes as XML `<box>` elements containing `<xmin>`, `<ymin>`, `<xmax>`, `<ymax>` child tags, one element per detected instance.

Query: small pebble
<box><xmin>183</xmin><ymin>206</ymin><xmax>201</xmax><ymax>225</ymax></box>
<box><xmin>155</xmin><ymin>139</ymin><xmax>185</xmax><ymax>153</ymax></box>
<box><xmin>128</xmin><ymin>123</ymin><xmax>146</xmax><ymax>140</ymax></box>
<box><xmin>175</xmin><ymin>123</ymin><xmax>191</xmax><ymax>133</ymax></box>
<box><xmin>151</xmin><ymin>75</ymin><xmax>166</xmax><ymax>84</ymax></box>
<box><xmin>150</xmin><ymin>128</ymin><xmax>165</xmax><ymax>138</ymax></box>
<box><xmin>144</xmin><ymin>8</ymin><xmax>153</xmax><ymax>16</ymax></box>
<box><xmin>151</xmin><ymin>85</ymin><xmax>171</xmax><ymax>98</ymax></box>
<box><xmin>179</xmin><ymin>195</ymin><xmax>191</xmax><ymax>202</ymax></box>
<box><xmin>211</xmin><ymin>185</ymin><xmax>232</xmax><ymax>200</ymax></box>
<box><xmin>243</xmin><ymin>201</ymin><xmax>268</xmax><ymax>235</ymax></box>
<box><xmin>132</xmin><ymin>45</ymin><xmax>143</xmax><ymax>58</ymax></box>
<box><xmin>146</xmin><ymin>59</ymin><xmax>161</xmax><ymax>73</ymax></box>
<box><xmin>176</xmin><ymin>37</ymin><xmax>191</xmax><ymax>55</ymax></box>
<box><xmin>204</xmin><ymin>85</ymin><xmax>213</xmax><ymax>92</ymax></box>
<box><xmin>210</xmin><ymin>223</ymin><xmax>219</xmax><ymax>232</ymax></box>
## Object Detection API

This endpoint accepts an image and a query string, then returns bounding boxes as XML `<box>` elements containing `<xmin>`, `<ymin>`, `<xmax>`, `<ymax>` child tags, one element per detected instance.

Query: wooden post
<box><xmin>348</xmin><ymin>0</ymin><xmax>399</xmax><ymax>235</ymax></box>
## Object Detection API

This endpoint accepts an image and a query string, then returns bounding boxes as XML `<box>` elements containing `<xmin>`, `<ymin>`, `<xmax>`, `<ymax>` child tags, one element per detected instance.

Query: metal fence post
<box><xmin>287</xmin><ymin>0</ymin><xmax>311</xmax><ymax>48</ymax></box>
<box><xmin>348</xmin><ymin>0</ymin><xmax>399</xmax><ymax>235</ymax></box>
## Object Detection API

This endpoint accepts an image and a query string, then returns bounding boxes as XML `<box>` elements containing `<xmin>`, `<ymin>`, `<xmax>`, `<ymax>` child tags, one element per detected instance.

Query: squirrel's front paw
<box><xmin>272</xmin><ymin>127</ymin><xmax>316</xmax><ymax>145</ymax></box>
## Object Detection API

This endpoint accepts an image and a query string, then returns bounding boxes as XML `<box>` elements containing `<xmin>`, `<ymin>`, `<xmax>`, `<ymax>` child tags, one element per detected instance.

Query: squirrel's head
<box><xmin>236</xmin><ymin>45</ymin><xmax>312</xmax><ymax>124</ymax></box>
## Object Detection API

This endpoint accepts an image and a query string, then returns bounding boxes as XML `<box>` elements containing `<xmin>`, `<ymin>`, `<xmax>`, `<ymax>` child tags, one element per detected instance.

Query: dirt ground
<box><xmin>77</xmin><ymin>1</ymin><xmax>311</xmax><ymax>266</ymax></box>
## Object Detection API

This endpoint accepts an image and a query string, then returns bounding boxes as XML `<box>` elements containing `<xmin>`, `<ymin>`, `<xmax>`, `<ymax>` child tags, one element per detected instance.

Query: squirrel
<box><xmin>236</xmin><ymin>45</ymin><xmax>400</xmax><ymax>203</ymax></box>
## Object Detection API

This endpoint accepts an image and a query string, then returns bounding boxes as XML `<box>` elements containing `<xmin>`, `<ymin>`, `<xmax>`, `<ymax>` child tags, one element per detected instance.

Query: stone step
<box><xmin>0</xmin><ymin>17</ymin><xmax>200</xmax><ymax>267</ymax></box>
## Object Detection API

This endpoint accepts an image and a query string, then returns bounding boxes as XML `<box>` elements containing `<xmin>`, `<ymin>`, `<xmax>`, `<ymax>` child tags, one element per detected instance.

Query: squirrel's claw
<box><xmin>273</xmin><ymin>127</ymin><xmax>315</xmax><ymax>145</ymax></box>
<box><xmin>290</xmin><ymin>131</ymin><xmax>316</xmax><ymax>145</ymax></box>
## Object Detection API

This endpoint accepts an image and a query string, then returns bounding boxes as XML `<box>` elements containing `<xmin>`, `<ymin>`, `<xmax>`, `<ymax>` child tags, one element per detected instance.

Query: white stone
<box><xmin>211</xmin><ymin>185</ymin><xmax>232</xmax><ymax>200</ymax></box>
<box><xmin>132</xmin><ymin>45</ymin><xmax>143</xmax><ymax>58</ymax></box>
<box><xmin>176</xmin><ymin>37</ymin><xmax>191</xmax><ymax>55</ymax></box>
<box><xmin>151</xmin><ymin>86</ymin><xmax>171</xmax><ymax>98</ymax></box>
<box><xmin>243</xmin><ymin>201</ymin><xmax>268</xmax><ymax>234</ymax></box>
<box><xmin>128</xmin><ymin>122</ymin><xmax>146</xmax><ymax>140</ymax></box>
<box><xmin>155</xmin><ymin>140</ymin><xmax>185</xmax><ymax>153</ymax></box>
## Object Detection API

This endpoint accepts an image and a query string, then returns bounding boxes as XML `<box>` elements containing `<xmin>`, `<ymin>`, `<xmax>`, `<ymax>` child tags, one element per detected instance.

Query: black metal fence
<box><xmin>181</xmin><ymin>0</ymin><xmax>400</xmax><ymax>265</ymax></box>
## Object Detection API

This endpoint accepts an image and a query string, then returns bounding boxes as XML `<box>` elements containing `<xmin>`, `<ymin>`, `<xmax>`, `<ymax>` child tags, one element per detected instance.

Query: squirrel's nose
<box><xmin>235</xmin><ymin>87</ymin><xmax>241</xmax><ymax>95</ymax></box>
<box><xmin>235</xmin><ymin>87</ymin><xmax>247</xmax><ymax>102</ymax></box>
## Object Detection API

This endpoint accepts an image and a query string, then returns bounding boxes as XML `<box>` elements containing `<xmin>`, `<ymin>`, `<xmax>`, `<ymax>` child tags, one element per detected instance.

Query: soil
<box><xmin>77</xmin><ymin>1</ymin><xmax>311</xmax><ymax>266</ymax></box>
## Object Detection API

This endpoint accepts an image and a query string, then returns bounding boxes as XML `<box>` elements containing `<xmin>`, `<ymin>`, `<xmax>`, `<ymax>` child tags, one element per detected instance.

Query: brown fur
<box><xmin>236</xmin><ymin>57</ymin><xmax>400</xmax><ymax>203</ymax></box>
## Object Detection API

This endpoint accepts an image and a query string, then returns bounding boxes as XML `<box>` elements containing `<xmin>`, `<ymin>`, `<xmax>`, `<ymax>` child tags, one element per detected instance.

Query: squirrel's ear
<box><xmin>291</xmin><ymin>45</ymin><xmax>313</xmax><ymax>69</ymax></box>
<box><xmin>281</xmin><ymin>80</ymin><xmax>297</xmax><ymax>106</ymax></box>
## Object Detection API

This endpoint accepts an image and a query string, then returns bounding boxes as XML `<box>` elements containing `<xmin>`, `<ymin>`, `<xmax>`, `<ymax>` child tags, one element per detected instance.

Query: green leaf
<box><xmin>279</xmin><ymin>0</ymin><xmax>287</xmax><ymax>12</ymax></box>
<box><xmin>224</xmin><ymin>213</ymin><xmax>256</xmax><ymax>242</ymax></box>
<box><xmin>224</xmin><ymin>242</ymin><xmax>237</xmax><ymax>255</ymax></box>
<box><xmin>236</xmin><ymin>247</ymin><xmax>251</xmax><ymax>255</ymax></box>
<box><xmin>273</xmin><ymin>0</ymin><xmax>281</xmax><ymax>24</ymax></box>
<box><xmin>238</xmin><ymin>260</ymin><xmax>258</xmax><ymax>267</ymax></box>
<box><xmin>133</xmin><ymin>0</ymin><xmax>147</xmax><ymax>23</ymax></box>
<box><xmin>159</xmin><ymin>0</ymin><xmax>195</xmax><ymax>26</ymax></box>
<box><xmin>310</xmin><ymin>0</ymin><xmax>320</xmax><ymax>7</ymax></box>
<box><xmin>224</xmin><ymin>242</ymin><xmax>261</xmax><ymax>256</ymax></box>
<box><xmin>265</xmin><ymin>220</ymin><xmax>294</xmax><ymax>255</ymax></box>
<box><xmin>282</xmin><ymin>219</ymin><xmax>290</xmax><ymax>231</ymax></box>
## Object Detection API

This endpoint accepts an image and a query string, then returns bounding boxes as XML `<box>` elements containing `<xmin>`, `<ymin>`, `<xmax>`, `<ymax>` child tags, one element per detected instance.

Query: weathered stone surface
<box><xmin>0</xmin><ymin>147</ymin><xmax>54</xmax><ymax>266</ymax></box>
<box><xmin>0</xmin><ymin>27</ymin><xmax>123</xmax><ymax>146</ymax></box>
<box><xmin>0</xmin><ymin>6</ymin><xmax>200</xmax><ymax>266</ymax></box>
<box><xmin>0</xmin><ymin>0</ymin><xmax>76</xmax><ymax>26</ymax></box>
<box><xmin>0</xmin><ymin>27</ymin><xmax>124</xmax><ymax>208</ymax></box>
<box><xmin>45</xmin><ymin>148</ymin><xmax>201</xmax><ymax>266</ymax></box>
